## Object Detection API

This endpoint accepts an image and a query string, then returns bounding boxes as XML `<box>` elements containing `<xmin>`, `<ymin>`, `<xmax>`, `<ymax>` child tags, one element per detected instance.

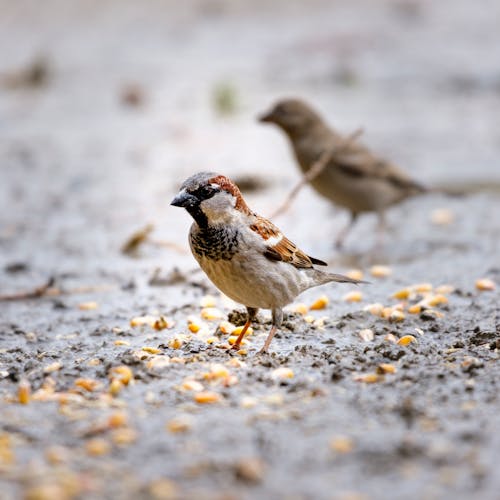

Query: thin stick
<box><xmin>0</xmin><ymin>277</ymin><xmax>56</xmax><ymax>301</ymax></box>
<box><xmin>270</xmin><ymin>127</ymin><xmax>364</xmax><ymax>219</ymax></box>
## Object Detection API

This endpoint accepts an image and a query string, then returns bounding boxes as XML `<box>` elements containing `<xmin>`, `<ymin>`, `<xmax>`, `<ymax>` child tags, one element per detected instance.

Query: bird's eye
<box><xmin>196</xmin><ymin>185</ymin><xmax>217</xmax><ymax>200</ymax></box>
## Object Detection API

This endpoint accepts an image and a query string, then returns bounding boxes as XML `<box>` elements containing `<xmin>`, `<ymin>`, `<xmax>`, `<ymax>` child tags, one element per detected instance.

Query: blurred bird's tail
<box><xmin>310</xmin><ymin>269</ymin><xmax>369</xmax><ymax>286</ymax></box>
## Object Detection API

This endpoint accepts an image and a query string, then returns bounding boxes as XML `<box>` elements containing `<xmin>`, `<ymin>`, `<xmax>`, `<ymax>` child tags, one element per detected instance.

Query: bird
<box><xmin>259</xmin><ymin>98</ymin><xmax>428</xmax><ymax>248</ymax></box>
<box><xmin>171</xmin><ymin>172</ymin><xmax>365</xmax><ymax>353</ymax></box>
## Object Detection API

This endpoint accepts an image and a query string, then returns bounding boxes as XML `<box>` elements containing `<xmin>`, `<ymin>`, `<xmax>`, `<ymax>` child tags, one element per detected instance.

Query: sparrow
<box><xmin>171</xmin><ymin>172</ymin><xmax>364</xmax><ymax>353</ymax></box>
<box><xmin>259</xmin><ymin>98</ymin><xmax>428</xmax><ymax>248</ymax></box>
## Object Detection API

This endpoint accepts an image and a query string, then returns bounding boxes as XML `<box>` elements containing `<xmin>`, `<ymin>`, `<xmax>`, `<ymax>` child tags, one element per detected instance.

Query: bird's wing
<box><xmin>249</xmin><ymin>216</ymin><xmax>327</xmax><ymax>269</ymax></box>
<box><xmin>328</xmin><ymin>137</ymin><xmax>427</xmax><ymax>193</ymax></box>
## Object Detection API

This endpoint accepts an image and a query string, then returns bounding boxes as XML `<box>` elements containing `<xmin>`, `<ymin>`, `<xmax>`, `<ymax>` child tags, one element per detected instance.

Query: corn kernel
<box><xmin>194</xmin><ymin>391</ymin><xmax>221</xmax><ymax>404</ymax></box>
<box><xmin>168</xmin><ymin>337</ymin><xmax>183</xmax><ymax>349</ymax></box>
<box><xmin>231</xmin><ymin>325</ymin><xmax>253</xmax><ymax>337</ymax></box>
<box><xmin>392</xmin><ymin>288</ymin><xmax>410</xmax><ymax>300</ymax></box>
<box><xmin>78</xmin><ymin>301</ymin><xmax>98</xmax><ymax>310</ymax></box>
<box><xmin>475</xmin><ymin>278</ymin><xmax>496</xmax><ymax>291</ymax></box>
<box><xmin>385</xmin><ymin>333</ymin><xmax>398</xmax><ymax>343</ymax></box>
<box><xmin>200</xmin><ymin>307</ymin><xmax>225</xmax><ymax>320</ymax></box>
<box><xmin>310</xmin><ymin>295</ymin><xmax>329</xmax><ymax>310</ymax></box>
<box><xmin>408</xmin><ymin>304</ymin><xmax>422</xmax><ymax>314</ymax></box>
<box><xmin>425</xmin><ymin>294</ymin><xmax>449</xmax><ymax>307</ymax></box>
<box><xmin>377</xmin><ymin>363</ymin><xmax>397</xmax><ymax>374</ymax></box>
<box><xmin>114</xmin><ymin>340</ymin><xmax>130</xmax><ymax>346</ymax></box>
<box><xmin>200</xmin><ymin>295</ymin><xmax>217</xmax><ymax>308</ymax></box>
<box><xmin>370</xmin><ymin>265</ymin><xmax>392</xmax><ymax>278</ymax></box>
<box><xmin>381</xmin><ymin>307</ymin><xmax>394</xmax><ymax>319</ymax></box>
<box><xmin>203</xmin><ymin>364</ymin><xmax>230</xmax><ymax>380</ymax></box>
<box><xmin>206</xmin><ymin>336</ymin><xmax>219</xmax><ymax>345</ymax></box>
<box><xmin>110</xmin><ymin>365</ymin><xmax>133</xmax><ymax>385</ymax></box>
<box><xmin>75</xmin><ymin>378</ymin><xmax>100</xmax><ymax>392</ymax></box>
<box><xmin>291</xmin><ymin>303</ymin><xmax>309</xmax><ymax>315</ymax></box>
<box><xmin>149</xmin><ymin>479</ymin><xmax>178</xmax><ymax>500</ymax></box>
<box><xmin>355</xmin><ymin>373</ymin><xmax>381</xmax><ymax>383</ymax></box>
<box><xmin>218</xmin><ymin>320</ymin><xmax>235</xmax><ymax>334</ymax></box>
<box><xmin>86</xmin><ymin>438</ymin><xmax>111</xmax><ymax>456</ymax></box>
<box><xmin>43</xmin><ymin>362</ymin><xmax>62</xmax><ymax>374</ymax></box>
<box><xmin>304</xmin><ymin>315</ymin><xmax>315</xmax><ymax>323</ymax></box>
<box><xmin>237</xmin><ymin>349</ymin><xmax>248</xmax><ymax>356</ymax></box>
<box><xmin>228</xmin><ymin>336</ymin><xmax>248</xmax><ymax>346</ymax></box>
<box><xmin>345</xmin><ymin>269</ymin><xmax>364</xmax><ymax>281</ymax></box>
<box><xmin>342</xmin><ymin>291</ymin><xmax>363</xmax><ymax>302</ymax></box>
<box><xmin>108</xmin><ymin>412</ymin><xmax>127</xmax><ymax>428</ymax></box>
<box><xmin>18</xmin><ymin>379</ymin><xmax>31</xmax><ymax>404</ymax></box>
<box><xmin>435</xmin><ymin>284</ymin><xmax>455</xmax><ymax>295</ymax></box>
<box><xmin>109</xmin><ymin>379</ymin><xmax>123</xmax><ymax>396</ymax></box>
<box><xmin>166</xmin><ymin>416</ymin><xmax>192</xmax><ymax>433</ymax></box>
<box><xmin>413</xmin><ymin>283</ymin><xmax>433</xmax><ymax>293</ymax></box>
<box><xmin>111</xmin><ymin>427</ymin><xmax>137</xmax><ymax>446</ymax></box>
<box><xmin>389</xmin><ymin>310</ymin><xmax>406</xmax><ymax>322</ymax></box>
<box><xmin>364</xmin><ymin>303</ymin><xmax>385</xmax><ymax>316</ymax></box>
<box><xmin>397</xmin><ymin>335</ymin><xmax>417</xmax><ymax>346</ymax></box>
<box><xmin>430</xmin><ymin>208</ymin><xmax>454</xmax><ymax>225</ymax></box>
<box><xmin>182</xmin><ymin>379</ymin><xmax>204</xmax><ymax>392</ymax></box>
<box><xmin>271</xmin><ymin>367</ymin><xmax>294</xmax><ymax>380</ymax></box>
<box><xmin>153</xmin><ymin>316</ymin><xmax>171</xmax><ymax>330</ymax></box>
<box><xmin>130</xmin><ymin>315</ymin><xmax>156</xmax><ymax>327</ymax></box>
<box><xmin>358</xmin><ymin>329</ymin><xmax>374</xmax><ymax>342</ymax></box>
<box><xmin>330</xmin><ymin>436</ymin><xmax>354</xmax><ymax>453</ymax></box>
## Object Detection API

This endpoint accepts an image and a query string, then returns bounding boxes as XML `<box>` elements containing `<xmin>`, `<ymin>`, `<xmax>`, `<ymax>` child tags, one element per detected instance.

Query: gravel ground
<box><xmin>1</xmin><ymin>1</ymin><xmax>500</xmax><ymax>499</ymax></box>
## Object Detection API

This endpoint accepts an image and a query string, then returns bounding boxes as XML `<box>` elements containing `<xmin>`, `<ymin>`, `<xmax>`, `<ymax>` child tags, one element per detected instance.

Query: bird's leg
<box><xmin>335</xmin><ymin>212</ymin><xmax>358</xmax><ymax>249</ymax></box>
<box><xmin>258</xmin><ymin>308</ymin><xmax>283</xmax><ymax>354</ymax></box>
<box><xmin>231</xmin><ymin>307</ymin><xmax>258</xmax><ymax>350</ymax></box>
<box><xmin>375</xmin><ymin>211</ymin><xmax>387</xmax><ymax>249</ymax></box>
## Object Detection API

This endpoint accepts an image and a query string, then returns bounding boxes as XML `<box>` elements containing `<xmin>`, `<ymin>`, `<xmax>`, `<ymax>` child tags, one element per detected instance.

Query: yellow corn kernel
<box><xmin>18</xmin><ymin>379</ymin><xmax>31</xmax><ymax>404</ymax></box>
<box><xmin>413</xmin><ymin>283</ymin><xmax>433</xmax><ymax>293</ymax></box>
<box><xmin>430</xmin><ymin>208</ymin><xmax>454</xmax><ymax>225</ymax></box>
<box><xmin>75</xmin><ymin>378</ymin><xmax>100</xmax><ymax>392</ymax></box>
<box><xmin>358</xmin><ymin>329</ymin><xmax>374</xmax><ymax>342</ymax></box>
<box><xmin>291</xmin><ymin>303</ymin><xmax>309</xmax><ymax>315</ymax></box>
<box><xmin>78</xmin><ymin>301</ymin><xmax>98</xmax><ymax>310</ymax></box>
<box><xmin>166</xmin><ymin>416</ymin><xmax>192</xmax><ymax>434</ymax></box>
<box><xmin>389</xmin><ymin>310</ymin><xmax>405</xmax><ymax>322</ymax></box>
<box><xmin>355</xmin><ymin>373</ymin><xmax>381</xmax><ymax>383</ymax></box>
<box><xmin>188</xmin><ymin>323</ymin><xmax>200</xmax><ymax>333</ymax></box>
<box><xmin>114</xmin><ymin>340</ymin><xmax>130</xmax><ymax>346</ymax></box>
<box><xmin>228</xmin><ymin>336</ymin><xmax>248</xmax><ymax>346</ymax></box>
<box><xmin>370</xmin><ymin>265</ymin><xmax>392</xmax><ymax>278</ymax></box>
<box><xmin>237</xmin><ymin>349</ymin><xmax>248</xmax><ymax>356</ymax></box>
<box><xmin>168</xmin><ymin>337</ymin><xmax>183</xmax><ymax>349</ymax></box>
<box><xmin>200</xmin><ymin>295</ymin><xmax>217</xmax><ymax>308</ymax></box>
<box><xmin>392</xmin><ymin>288</ymin><xmax>410</xmax><ymax>300</ymax></box>
<box><xmin>153</xmin><ymin>316</ymin><xmax>171</xmax><ymax>330</ymax></box>
<box><xmin>194</xmin><ymin>391</ymin><xmax>221</xmax><ymax>404</ymax></box>
<box><xmin>397</xmin><ymin>335</ymin><xmax>417</xmax><ymax>346</ymax></box>
<box><xmin>182</xmin><ymin>379</ymin><xmax>204</xmax><ymax>392</ymax></box>
<box><xmin>200</xmin><ymin>307</ymin><xmax>225</xmax><ymax>320</ymax></box>
<box><xmin>109</xmin><ymin>365</ymin><xmax>133</xmax><ymax>385</ymax></box>
<box><xmin>218</xmin><ymin>320</ymin><xmax>235</xmax><ymax>335</ymax></box>
<box><xmin>476</xmin><ymin>278</ymin><xmax>496</xmax><ymax>291</ymax></box>
<box><xmin>142</xmin><ymin>346</ymin><xmax>162</xmax><ymax>355</ymax></box>
<box><xmin>342</xmin><ymin>291</ymin><xmax>363</xmax><ymax>302</ymax></box>
<box><xmin>330</xmin><ymin>436</ymin><xmax>354</xmax><ymax>453</ymax></box>
<box><xmin>108</xmin><ymin>412</ymin><xmax>127</xmax><ymax>428</ymax></box>
<box><xmin>377</xmin><ymin>363</ymin><xmax>397</xmax><ymax>374</ymax></box>
<box><xmin>109</xmin><ymin>379</ymin><xmax>123</xmax><ymax>396</ymax></box>
<box><xmin>310</xmin><ymin>295</ymin><xmax>329</xmax><ymax>310</ymax></box>
<box><xmin>111</xmin><ymin>428</ymin><xmax>137</xmax><ymax>446</ymax></box>
<box><xmin>381</xmin><ymin>307</ymin><xmax>394</xmax><ymax>319</ymax></box>
<box><xmin>203</xmin><ymin>364</ymin><xmax>230</xmax><ymax>380</ymax></box>
<box><xmin>271</xmin><ymin>367</ymin><xmax>294</xmax><ymax>380</ymax></box>
<box><xmin>426</xmin><ymin>294</ymin><xmax>448</xmax><ymax>307</ymax></box>
<box><xmin>408</xmin><ymin>304</ymin><xmax>422</xmax><ymax>314</ymax></box>
<box><xmin>43</xmin><ymin>362</ymin><xmax>62</xmax><ymax>374</ymax></box>
<box><xmin>205</xmin><ymin>336</ymin><xmax>219</xmax><ymax>345</ymax></box>
<box><xmin>130</xmin><ymin>315</ymin><xmax>156</xmax><ymax>327</ymax></box>
<box><xmin>435</xmin><ymin>284</ymin><xmax>455</xmax><ymax>295</ymax></box>
<box><xmin>231</xmin><ymin>325</ymin><xmax>253</xmax><ymax>337</ymax></box>
<box><xmin>85</xmin><ymin>438</ymin><xmax>111</xmax><ymax>456</ymax></box>
<box><xmin>346</xmin><ymin>269</ymin><xmax>364</xmax><ymax>281</ymax></box>
<box><xmin>364</xmin><ymin>303</ymin><xmax>385</xmax><ymax>316</ymax></box>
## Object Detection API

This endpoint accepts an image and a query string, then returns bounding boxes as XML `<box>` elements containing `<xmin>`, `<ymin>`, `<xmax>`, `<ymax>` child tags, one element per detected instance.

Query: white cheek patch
<box><xmin>265</xmin><ymin>234</ymin><xmax>283</xmax><ymax>247</ymax></box>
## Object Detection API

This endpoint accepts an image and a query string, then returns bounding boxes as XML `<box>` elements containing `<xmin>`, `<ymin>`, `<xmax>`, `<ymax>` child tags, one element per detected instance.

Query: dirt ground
<box><xmin>1</xmin><ymin>1</ymin><xmax>500</xmax><ymax>499</ymax></box>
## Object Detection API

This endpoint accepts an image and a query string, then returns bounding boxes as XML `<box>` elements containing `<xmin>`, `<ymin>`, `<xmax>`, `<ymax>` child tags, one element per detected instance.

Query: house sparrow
<box><xmin>259</xmin><ymin>98</ymin><xmax>427</xmax><ymax>248</ymax></box>
<box><xmin>171</xmin><ymin>172</ymin><xmax>364</xmax><ymax>353</ymax></box>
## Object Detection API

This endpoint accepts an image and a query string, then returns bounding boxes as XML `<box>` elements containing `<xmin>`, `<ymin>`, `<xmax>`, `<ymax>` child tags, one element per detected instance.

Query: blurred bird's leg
<box><xmin>335</xmin><ymin>212</ymin><xmax>358</xmax><ymax>249</ymax></box>
<box><xmin>232</xmin><ymin>307</ymin><xmax>258</xmax><ymax>350</ymax></box>
<box><xmin>375</xmin><ymin>211</ymin><xmax>387</xmax><ymax>249</ymax></box>
<box><xmin>258</xmin><ymin>308</ymin><xmax>283</xmax><ymax>354</ymax></box>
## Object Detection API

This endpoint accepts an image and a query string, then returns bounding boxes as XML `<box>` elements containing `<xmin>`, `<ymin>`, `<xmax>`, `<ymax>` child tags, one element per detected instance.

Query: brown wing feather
<box><xmin>250</xmin><ymin>216</ymin><xmax>326</xmax><ymax>269</ymax></box>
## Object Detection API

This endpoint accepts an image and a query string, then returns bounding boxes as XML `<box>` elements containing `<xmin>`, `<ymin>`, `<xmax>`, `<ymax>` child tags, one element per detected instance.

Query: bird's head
<box><xmin>171</xmin><ymin>172</ymin><xmax>251</xmax><ymax>227</ymax></box>
<box><xmin>258</xmin><ymin>98</ymin><xmax>323</xmax><ymax>136</ymax></box>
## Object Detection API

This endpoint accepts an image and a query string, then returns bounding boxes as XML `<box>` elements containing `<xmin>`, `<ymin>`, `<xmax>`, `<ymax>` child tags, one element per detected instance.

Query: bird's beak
<box><xmin>258</xmin><ymin>109</ymin><xmax>275</xmax><ymax>123</ymax></box>
<box><xmin>170</xmin><ymin>190</ymin><xmax>197</xmax><ymax>208</ymax></box>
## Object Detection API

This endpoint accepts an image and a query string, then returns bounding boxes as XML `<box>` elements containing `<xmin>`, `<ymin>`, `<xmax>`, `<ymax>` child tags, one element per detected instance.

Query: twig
<box><xmin>270</xmin><ymin>127</ymin><xmax>364</xmax><ymax>219</ymax></box>
<box><xmin>0</xmin><ymin>277</ymin><xmax>56</xmax><ymax>301</ymax></box>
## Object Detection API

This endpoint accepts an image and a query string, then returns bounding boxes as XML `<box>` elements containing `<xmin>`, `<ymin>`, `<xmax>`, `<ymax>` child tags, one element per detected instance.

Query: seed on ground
<box><xmin>310</xmin><ymin>295</ymin><xmax>329</xmax><ymax>310</ymax></box>
<box><xmin>370</xmin><ymin>265</ymin><xmax>392</xmax><ymax>278</ymax></box>
<box><xmin>475</xmin><ymin>278</ymin><xmax>496</xmax><ymax>291</ymax></box>
<box><xmin>194</xmin><ymin>391</ymin><xmax>221</xmax><ymax>404</ymax></box>
<box><xmin>397</xmin><ymin>335</ymin><xmax>417</xmax><ymax>346</ymax></box>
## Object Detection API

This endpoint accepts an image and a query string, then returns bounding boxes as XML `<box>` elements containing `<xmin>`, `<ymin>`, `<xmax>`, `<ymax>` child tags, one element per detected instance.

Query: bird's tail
<box><xmin>310</xmin><ymin>269</ymin><xmax>369</xmax><ymax>286</ymax></box>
